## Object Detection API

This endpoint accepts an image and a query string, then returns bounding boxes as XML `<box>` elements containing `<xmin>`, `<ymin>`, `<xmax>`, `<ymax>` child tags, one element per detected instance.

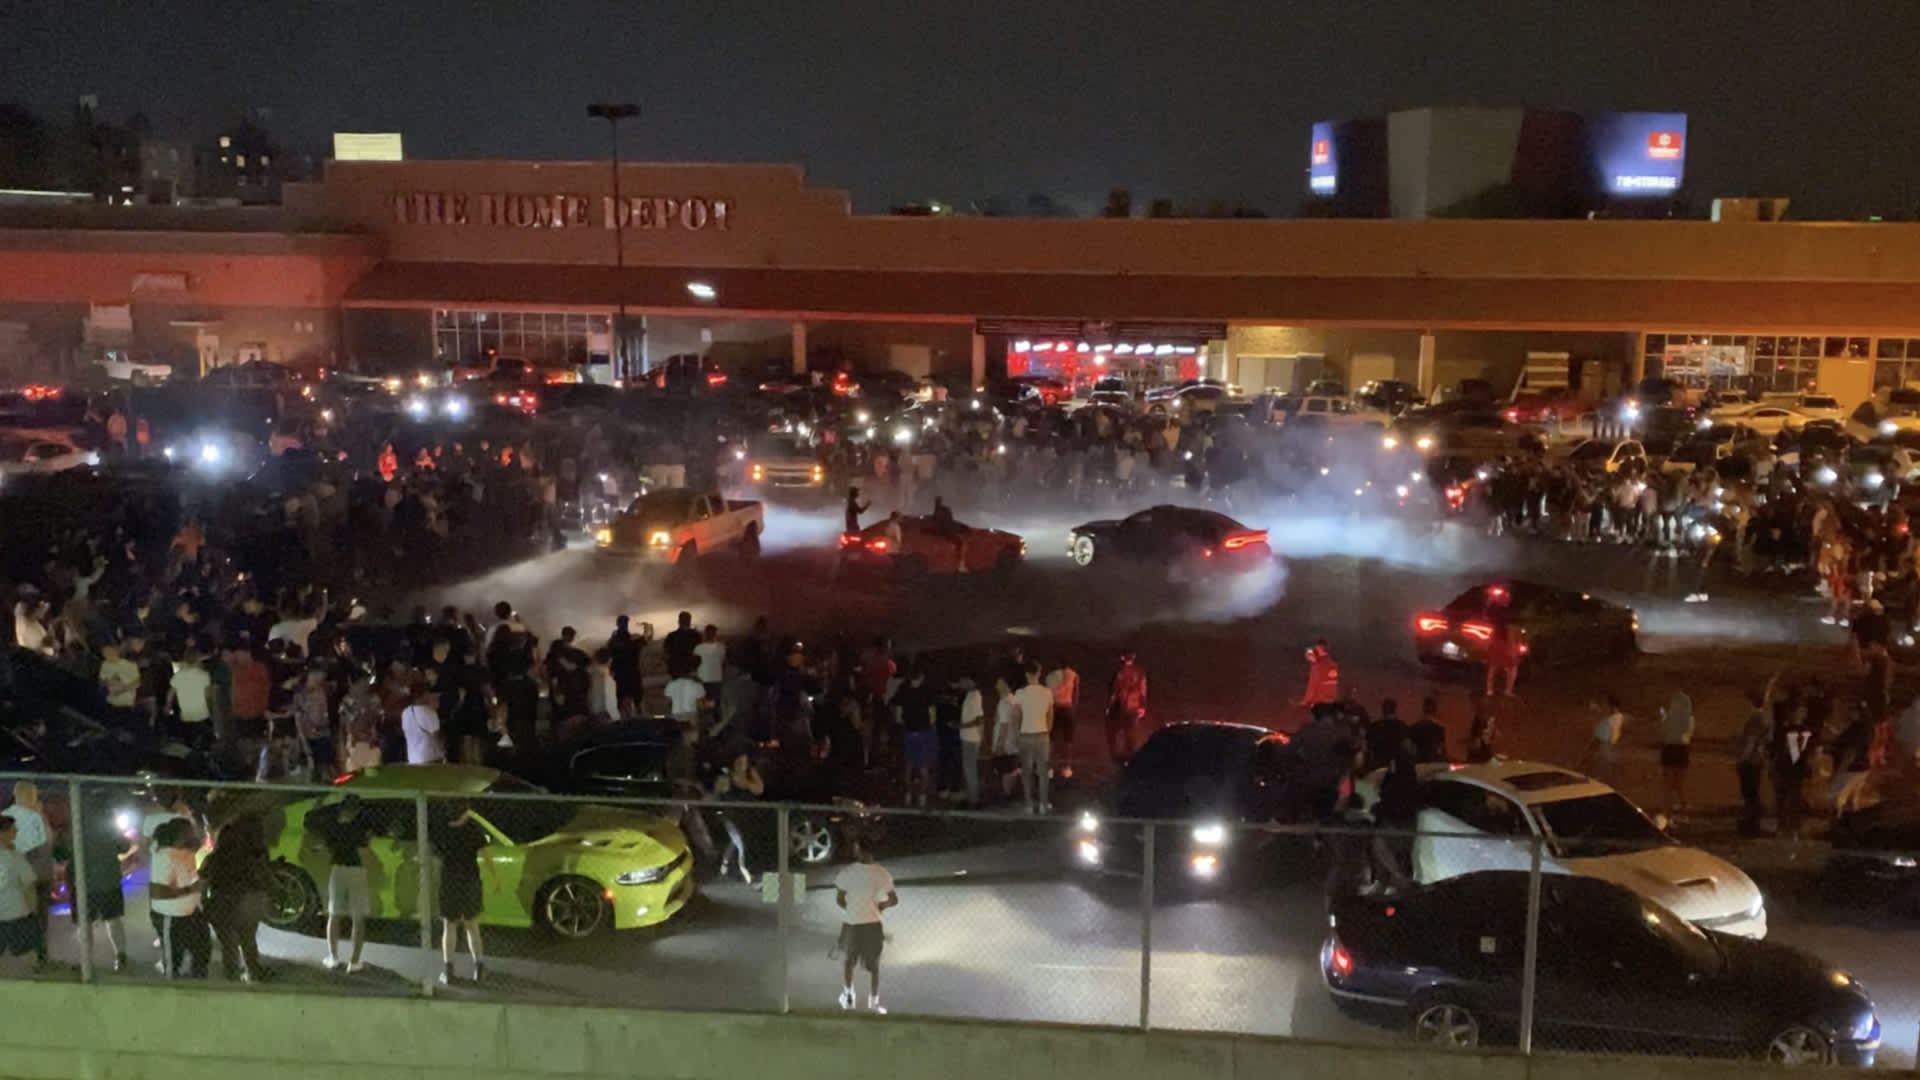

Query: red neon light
<box><xmin>1222</xmin><ymin>531</ymin><xmax>1267</xmax><ymax>551</ymax></box>
<box><xmin>1414</xmin><ymin>615</ymin><xmax>1448</xmax><ymax>633</ymax></box>
<box><xmin>1461</xmin><ymin>622</ymin><xmax>1495</xmax><ymax>642</ymax></box>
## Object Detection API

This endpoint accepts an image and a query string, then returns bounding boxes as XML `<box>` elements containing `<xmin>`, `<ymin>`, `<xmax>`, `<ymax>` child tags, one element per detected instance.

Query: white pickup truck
<box><xmin>594</xmin><ymin>488</ymin><xmax>765</xmax><ymax>563</ymax></box>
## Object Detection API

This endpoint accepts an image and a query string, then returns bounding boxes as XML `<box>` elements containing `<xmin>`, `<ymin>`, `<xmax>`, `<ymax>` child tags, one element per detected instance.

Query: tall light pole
<box><xmin>587</xmin><ymin>103</ymin><xmax>640</xmax><ymax>381</ymax></box>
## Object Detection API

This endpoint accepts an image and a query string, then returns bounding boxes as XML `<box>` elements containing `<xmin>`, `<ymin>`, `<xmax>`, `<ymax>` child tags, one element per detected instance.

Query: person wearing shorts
<box><xmin>895</xmin><ymin>670</ymin><xmax>938</xmax><ymax>809</ymax></box>
<box><xmin>430</xmin><ymin>802</ymin><xmax>494</xmax><ymax>985</ymax></box>
<box><xmin>304</xmin><ymin>795</ymin><xmax>375</xmax><ymax>972</ymax></box>
<box><xmin>833</xmin><ymin>840</ymin><xmax>897</xmax><ymax>1014</ymax></box>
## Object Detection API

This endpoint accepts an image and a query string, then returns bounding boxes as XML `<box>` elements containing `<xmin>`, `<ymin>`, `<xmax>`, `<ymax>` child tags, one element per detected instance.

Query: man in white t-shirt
<box><xmin>168</xmin><ymin>652</ymin><xmax>214</xmax><ymax>742</ymax></box>
<box><xmin>98</xmin><ymin>641</ymin><xmax>141</xmax><ymax>722</ymax></box>
<box><xmin>148</xmin><ymin>817</ymin><xmax>210</xmax><ymax>977</ymax></box>
<box><xmin>1010</xmin><ymin>662</ymin><xmax>1055</xmax><ymax>814</ymax></box>
<box><xmin>956</xmin><ymin>678</ymin><xmax>985</xmax><ymax>807</ymax></box>
<box><xmin>664</xmin><ymin>673</ymin><xmax>706</xmax><ymax>733</ymax></box>
<box><xmin>0</xmin><ymin>816</ymin><xmax>40</xmax><ymax>970</ymax></box>
<box><xmin>833</xmin><ymin>841</ymin><xmax>897</xmax><ymax>1013</ymax></box>
<box><xmin>694</xmin><ymin>625</ymin><xmax>727</xmax><ymax>705</ymax></box>
<box><xmin>401</xmin><ymin>689</ymin><xmax>444</xmax><ymax>764</ymax></box>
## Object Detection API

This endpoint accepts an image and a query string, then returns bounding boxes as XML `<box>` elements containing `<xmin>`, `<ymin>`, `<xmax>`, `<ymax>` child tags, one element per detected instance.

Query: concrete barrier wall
<box><xmin>0</xmin><ymin>981</ymin><xmax>1869</xmax><ymax>1080</ymax></box>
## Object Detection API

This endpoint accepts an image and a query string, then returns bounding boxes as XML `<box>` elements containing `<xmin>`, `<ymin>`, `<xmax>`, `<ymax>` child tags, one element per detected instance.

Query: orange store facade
<box><xmin>5</xmin><ymin>158</ymin><xmax>1920</xmax><ymax>407</ymax></box>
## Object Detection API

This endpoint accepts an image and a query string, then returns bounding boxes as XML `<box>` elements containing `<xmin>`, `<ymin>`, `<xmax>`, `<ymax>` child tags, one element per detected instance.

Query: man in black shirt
<box><xmin>663</xmin><ymin>611</ymin><xmax>701</xmax><ymax>679</ymax></box>
<box><xmin>303</xmin><ymin>796</ymin><xmax>375</xmax><ymax>972</ymax></box>
<box><xmin>1408</xmin><ymin>695</ymin><xmax>1448</xmax><ymax>764</ymax></box>
<box><xmin>894</xmin><ymin>669</ymin><xmax>937</xmax><ymax>809</ymax></box>
<box><xmin>607</xmin><ymin>615</ymin><xmax>642</xmax><ymax>710</ymax></box>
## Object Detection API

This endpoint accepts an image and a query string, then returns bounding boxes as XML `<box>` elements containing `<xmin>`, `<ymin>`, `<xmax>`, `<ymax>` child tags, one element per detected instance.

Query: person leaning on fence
<box><xmin>431</xmin><ymin>801</ymin><xmax>495</xmax><ymax>985</ymax></box>
<box><xmin>834</xmin><ymin>838</ymin><xmax>897</xmax><ymax>1014</ymax></box>
<box><xmin>305</xmin><ymin>794</ymin><xmax>375</xmax><ymax>972</ymax></box>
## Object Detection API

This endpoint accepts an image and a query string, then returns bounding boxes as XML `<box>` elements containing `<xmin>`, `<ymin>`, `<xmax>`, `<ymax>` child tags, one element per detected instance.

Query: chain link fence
<box><xmin>0</xmin><ymin>769</ymin><xmax>1913</xmax><ymax>1069</ymax></box>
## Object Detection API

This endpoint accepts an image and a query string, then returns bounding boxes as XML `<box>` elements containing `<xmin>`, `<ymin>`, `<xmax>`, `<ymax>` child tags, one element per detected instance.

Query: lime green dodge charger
<box><xmin>262</xmin><ymin>764</ymin><xmax>694</xmax><ymax>939</ymax></box>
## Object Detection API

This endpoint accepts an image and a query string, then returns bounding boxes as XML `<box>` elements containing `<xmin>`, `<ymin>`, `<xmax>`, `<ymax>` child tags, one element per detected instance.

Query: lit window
<box><xmin>219</xmin><ymin>136</ymin><xmax>231</xmax><ymax>149</ymax></box>
<box><xmin>236</xmin><ymin>155</ymin><xmax>247</xmax><ymax>167</ymax></box>
<box><xmin>261</xmin><ymin>155</ymin><xmax>270</xmax><ymax>167</ymax></box>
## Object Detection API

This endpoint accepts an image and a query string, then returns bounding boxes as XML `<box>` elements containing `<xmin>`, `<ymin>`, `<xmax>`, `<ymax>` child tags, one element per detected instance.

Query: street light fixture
<box><xmin>587</xmin><ymin>103</ymin><xmax>640</xmax><ymax>380</ymax></box>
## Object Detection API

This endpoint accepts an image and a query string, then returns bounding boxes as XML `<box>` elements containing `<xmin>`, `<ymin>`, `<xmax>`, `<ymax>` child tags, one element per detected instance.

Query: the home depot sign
<box><xmin>392</xmin><ymin>191</ymin><xmax>733</xmax><ymax>231</ymax></box>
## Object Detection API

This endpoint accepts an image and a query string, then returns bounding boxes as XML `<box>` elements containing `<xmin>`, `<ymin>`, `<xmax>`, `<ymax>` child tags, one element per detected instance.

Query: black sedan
<box><xmin>1323</xmin><ymin>871</ymin><xmax>1878</xmax><ymax>1066</ymax></box>
<box><xmin>1072</xmin><ymin>722</ymin><xmax>1307</xmax><ymax>887</ymax></box>
<box><xmin>1413</xmin><ymin>581</ymin><xmax>1637</xmax><ymax>670</ymax></box>
<box><xmin>1067</xmin><ymin>505</ymin><xmax>1270</xmax><ymax>576</ymax></box>
<box><xmin>551</xmin><ymin>727</ymin><xmax>869</xmax><ymax>868</ymax></box>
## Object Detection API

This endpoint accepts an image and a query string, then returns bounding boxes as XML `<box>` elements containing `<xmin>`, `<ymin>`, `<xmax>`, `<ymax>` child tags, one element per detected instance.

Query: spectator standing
<box><xmin>957</xmin><ymin>677</ymin><xmax>985</xmax><ymax>807</ymax></box>
<box><xmin>1736</xmin><ymin>678</ymin><xmax>1777</xmax><ymax>835</ymax></box>
<box><xmin>1011</xmin><ymin>662</ymin><xmax>1056</xmax><ymax>814</ymax></box>
<box><xmin>695</xmin><ymin>625</ymin><xmax>727</xmax><ymax>707</ymax></box>
<box><xmin>169</xmin><ymin>649</ymin><xmax>215</xmax><ymax>747</ymax></box>
<box><xmin>1299</xmin><ymin>640</ymin><xmax>1340</xmax><ymax>708</ymax></box>
<box><xmin>894</xmin><ymin>669</ymin><xmax>938</xmax><ymax>808</ymax></box>
<box><xmin>663</xmin><ymin>611</ymin><xmax>701</xmax><ymax>678</ymax></box>
<box><xmin>202</xmin><ymin>811</ymin><xmax>271</xmax><ymax>982</ymax></box>
<box><xmin>1</xmin><ymin>784</ymin><xmax>48</xmax><ymax>970</ymax></box>
<box><xmin>1045</xmin><ymin>660</ymin><xmax>1080</xmax><ymax>781</ymax></box>
<box><xmin>1583</xmin><ymin>695</ymin><xmax>1625</xmax><ymax>785</ymax></box>
<box><xmin>1105</xmin><ymin>650</ymin><xmax>1148</xmax><ymax>761</ymax></box>
<box><xmin>290</xmin><ymin>668</ymin><xmax>334</xmax><ymax>779</ymax></box>
<box><xmin>148</xmin><ymin>817</ymin><xmax>210</xmax><ymax>978</ymax></box>
<box><xmin>98</xmin><ymin>640</ymin><xmax>141</xmax><ymax>726</ymax></box>
<box><xmin>607</xmin><ymin>615</ymin><xmax>643</xmax><ymax>711</ymax></box>
<box><xmin>833</xmin><ymin>840</ymin><xmax>898</xmax><ymax>1014</ymax></box>
<box><xmin>0</xmin><ymin>817</ymin><xmax>40</xmax><ymax>975</ymax></box>
<box><xmin>1408</xmin><ymin>695</ymin><xmax>1448</xmax><ymax>763</ymax></box>
<box><xmin>665</xmin><ymin>670</ymin><xmax>707</xmax><ymax>734</ymax></box>
<box><xmin>402</xmin><ymin>685</ymin><xmax>445</xmax><ymax>764</ymax></box>
<box><xmin>1659</xmin><ymin>689</ymin><xmax>1695</xmax><ymax>814</ymax></box>
<box><xmin>71</xmin><ymin>789</ymin><xmax>131</xmax><ymax>973</ymax></box>
<box><xmin>431</xmin><ymin>803</ymin><xmax>494</xmax><ymax>985</ymax></box>
<box><xmin>305</xmin><ymin>796</ymin><xmax>374</xmax><ymax>972</ymax></box>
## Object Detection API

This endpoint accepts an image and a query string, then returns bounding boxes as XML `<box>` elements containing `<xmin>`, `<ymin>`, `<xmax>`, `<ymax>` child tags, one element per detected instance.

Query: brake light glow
<box><xmin>1414</xmin><ymin>615</ymin><xmax>1448</xmax><ymax>633</ymax></box>
<box><xmin>1202</xmin><ymin>548</ymin><xmax>1214</xmax><ymax>558</ymax></box>
<box><xmin>866</xmin><ymin>539</ymin><xmax>890</xmax><ymax>552</ymax></box>
<box><xmin>1222</xmin><ymin>530</ymin><xmax>1267</xmax><ymax>551</ymax></box>
<box><xmin>1461</xmin><ymin>622</ymin><xmax>1495</xmax><ymax>641</ymax></box>
<box><xmin>1504</xmin><ymin>409</ymin><xmax>1518</xmax><ymax>422</ymax></box>
<box><xmin>1329</xmin><ymin>943</ymin><xmax>1354</xmax><ymax>977</ymax></box>
<box><xmin>706</xmin><ymin>371</ymin><xmax>728</xmax><ymax>386</ymax></box>
<box><xmin>838</xmin><ymin>533</ymin><xmax>862</xmax><ymax>547</ymax></box>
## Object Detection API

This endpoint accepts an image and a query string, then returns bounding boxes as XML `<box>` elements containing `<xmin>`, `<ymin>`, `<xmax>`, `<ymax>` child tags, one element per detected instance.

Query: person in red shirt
<box><xmin>226</xmin><ymin>643</ymin><xmax>271</xmax><ymax>742</ymax></box>
<box><xmin>1105</xmin><ymin>651</ymin><xmax>1148</xmax><ymax>761</ymax></box>
<box><xmin>1299</xmin><ymin>640</ymin><xmax>1340</xmax><ymax>708</ymax></box>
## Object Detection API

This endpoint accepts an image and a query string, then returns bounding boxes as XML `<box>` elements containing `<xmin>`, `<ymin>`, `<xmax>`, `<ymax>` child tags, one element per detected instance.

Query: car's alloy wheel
<box><xmin>790</xmin><ymin>816</ymin><xmax>836</xmax><ymax>864</ymax></box>
<box><xmin>1070</xmin><ymin>535</ymin><xmax>1096</xmax><ymax>567</ymax></box>
<box><xmin>1410</xmin><ymin>1001</ymin><xmax>1481</xmax><ymax>1048</ymax></box>
<box><xmin>265</xmin><ymin>862</ymin><xmax>317</xmax><ymax>928</ymax></box>
<box><xmin>541</xmin><ymin>877</ymin><xmax>609</xmax><ymax>939</ymax></box>
<box><xmin>1764</xmin><ymin>1025</ymin><xmax>1832</xmax><ymax>1067</ymax></box>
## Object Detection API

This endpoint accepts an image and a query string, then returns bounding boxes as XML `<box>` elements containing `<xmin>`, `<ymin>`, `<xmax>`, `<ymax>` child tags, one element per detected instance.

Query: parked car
<box><xmin>1323</xmin><ymin>871</ymin><xmax>1876</xmax><ymax>1064</ymax></box>
<box><xmin>1356</xmin><ymin>759</ymin><xmax>1764</xmax><ymax>937</ymax></box>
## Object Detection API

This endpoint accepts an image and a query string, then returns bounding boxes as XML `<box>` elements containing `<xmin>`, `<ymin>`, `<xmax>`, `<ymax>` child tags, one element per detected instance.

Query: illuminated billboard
<box><xmin>1308</xmin><ymin>121</ymin><xmax>1338</xmax><ymax>195</ymax></box>
<box><xmin>1587</xmin><ymin>112</ymin><xmax>1686</xmax><ymax>197</ymax></box>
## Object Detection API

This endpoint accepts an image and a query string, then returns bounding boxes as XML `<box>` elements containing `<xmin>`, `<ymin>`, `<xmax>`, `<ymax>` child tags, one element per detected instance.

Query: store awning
<box><xmin>342</xmin><ymin>260</ymin><xmax>1920</xmax><ymax>334</ymax></box>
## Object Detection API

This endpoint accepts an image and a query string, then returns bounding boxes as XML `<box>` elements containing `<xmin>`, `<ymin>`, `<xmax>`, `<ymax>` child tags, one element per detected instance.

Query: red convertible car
<box><xmin>838</xmin><ymin>514</ymin><xmax>1026</xmax><ymax>574</ymax></box>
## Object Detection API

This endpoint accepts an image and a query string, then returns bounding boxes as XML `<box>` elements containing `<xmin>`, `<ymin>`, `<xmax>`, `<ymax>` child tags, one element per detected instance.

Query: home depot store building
<box><xmin>5</xmin><ymin>158</ymin><xmax>1920</xmax><ymax>409</ymax></box>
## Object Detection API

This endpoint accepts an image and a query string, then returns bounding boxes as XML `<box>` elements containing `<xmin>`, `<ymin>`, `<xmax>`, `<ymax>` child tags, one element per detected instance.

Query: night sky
<box><xmin>4</xmin><ymin>0</ymin><xmax>1919</xmax><ymax>218</ymax></box>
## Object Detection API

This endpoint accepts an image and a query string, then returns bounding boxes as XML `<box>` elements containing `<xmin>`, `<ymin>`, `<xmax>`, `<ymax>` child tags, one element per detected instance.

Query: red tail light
<box><xmin>1222</xmin><ymin>530</ymin><xmax>1267</xmax><ymax>551</ymax></box>
<box><xmin>1504</xmin><ymin>409</ymin><xmax>1519</xmax><ymax>422</ymax></box>
<box><xmin>1415</xmin><ymin>614</ymin><xmax>1448</xmax><ymax>633</ymax></box>
<box><xmin>332</xmin><ymin>774</ymin><xmax>353</xmax><ymax>785</ymax></box>
<box><xmin>1461</xmin><ymin>621</ymin><xmax>1495</xmax><ymax>642</ymax></box>
<box><xmin>1202</xmin><ymin>547</ymin><xmax>1214</xmax><ymax>558</ymax></box>
<box><xmin>866</xmin><ymin>539</ymin><xmax>890</xmax><ymax>552</ymax></box>
<box><xmin>1329</xmin><ymin>943</ymin><xmax>1354</xmax><ymax>977</ymax></box>
<box><xmin>706</xmin><ymin>371</ymin><xmax>728</xmax><ymax>386</ymax></box>
<box><xmin>838</xmin><ymin>533</ymin><xmax>862</xmax><ymax>547</ymax></box>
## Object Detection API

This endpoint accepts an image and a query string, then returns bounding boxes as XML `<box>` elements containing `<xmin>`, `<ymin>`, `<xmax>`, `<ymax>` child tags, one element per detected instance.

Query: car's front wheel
<box><xmin>538</xmin><ymin>875</ymin><xmax>611</xmax><ymax>940</ymax></box>
<box><xmin>1069</xmin><ymin>534</ymin><xmax>1096</xmax><ymax>567</ymax></box>
<box><xmin>265</xmin><ymin>861</ymin><xmax>319</xmax><ymax>930</ymax></box>
<box><xmin>789</xmin><ymin>815</ymin><xmax>837</xmax><ymax>865</ymax></box>
<box><xmin>1763</xmin><ymin>1024</ymin><xmax>1833</xmax><ymax>1067</ymax></box>
<box><xmin>1408</xmin><ymin>996</ymin><xmax>1482</xmax><ymax>1049</ymax></box>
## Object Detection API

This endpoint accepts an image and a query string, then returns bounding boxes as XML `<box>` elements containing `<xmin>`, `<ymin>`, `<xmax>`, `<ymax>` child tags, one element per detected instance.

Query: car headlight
<box><xmin>199</xmin><ymin>443</ymin><xmax>222</xmax><ymax>465</ymax></box>
<box><xmin>1814</xmin><ymin>465</ymin><xmax>1838</xmax><ymax>486</ymax></box>
<box><xmin>1865</xmin><ymin>470</ymin><xmax>1885</xmax><ymax>490</ymax></box>
<box><xmin>1415</xmin><ymin>435</ymin><xmax>1434</xmax><ymax>451</ymax></box>
<box><xmin>1881</xmin><ymin>420</ymin><xmax>1898</xmax><ymax>437</ymax></box>
<box><xmin>594</xmin><ymin>527</ymin><xmax>613</xmax><ymax>547</ymax></box>
<box><xmin>616</xmin><ymin>865</ymin><xmax>670</xmax><ymax>886</ymax></box>
<box><xmin>405</xmin><ymin>396</ymin><xmax>429</xmax><ymax>419</ymax></box>
<box><xmin>1890</xmin><ymin>855</ymin><xmax>1918</xmax><ymax>869</ymax></box>
<box><xmin>1381</xmin><ymin>435</ymin><xmax>1399</xmax><ymax>450</ymax></box>
<box><xmin>1192</xmin><ymin>822</ymin><xmax>1228</xmax><ymax>846</ymax></box>
<box><xmin>1078</xmin><ymin>811</ymin><xmax>1099</xmax><ymax>833</ymax></box>
<box><xmin>442</xmin><ymin>397</ymin><xmax>468</xmax><ymax>419</ymax></box>
<box><xmin>649</xmin><ymin>530</ymin><xmax>671</xmax><ymax>547</ymax></box>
